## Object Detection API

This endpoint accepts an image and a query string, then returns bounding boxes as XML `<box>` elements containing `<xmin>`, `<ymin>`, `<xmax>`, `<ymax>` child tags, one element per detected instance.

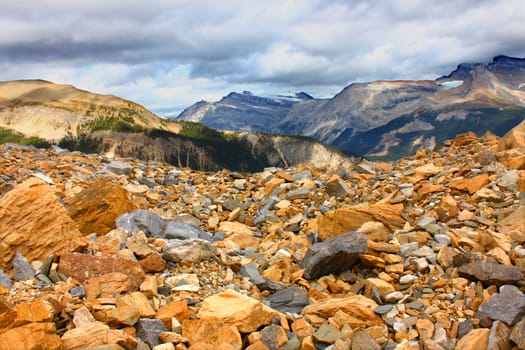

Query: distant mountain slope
<box><xmin>176</xmin><ymin>91</ymin><xmax>313</xmax><ymax>132</ymax></box>
<box><xmin>174</xmin><ymin>56</ymin><xmax>525</xmax><ymax>160</ymax></box>
<box><xmin>0</xmin><ymin>80</ymin><xmax>352</xmax><ymax>171</ymax></box>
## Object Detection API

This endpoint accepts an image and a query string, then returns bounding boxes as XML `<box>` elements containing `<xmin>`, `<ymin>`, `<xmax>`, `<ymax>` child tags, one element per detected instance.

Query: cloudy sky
<box><xmin>1</xmin><ymin>0</ymin><xmax>524</xmax><ymax>116</ymax></box>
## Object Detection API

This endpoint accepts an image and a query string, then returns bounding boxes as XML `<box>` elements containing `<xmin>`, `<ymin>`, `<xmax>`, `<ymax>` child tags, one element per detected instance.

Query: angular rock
<box><xmin>117</xmin><ymin>291</ymin><xmax>156</xmax><ymax>318</ymax></box>
<box><xmin>84</xmin><ymin>272</ymin><xmax>138</xmax><ymax>299</ymax></box>
<box><xmin>351</xmin><ymin>330</ymin><xmax>381</xmax><ymax>350</ymax></box>
<box><xmin>182</xmin><ymin>319</ymin><xmax>242</xmax><ymax>349</ymax></box>
<box><xmin>302</xmin><ymin>294</ymin><xmax>382</xmax><ymax>328</ymax></box>
<box><xmin>301</xmin><ymin>231</ymin><xmax>367</xmax><ymax>279</ymax></box>
<box><xmin>67</xmin><ymin>179</ymin><xmax>136</xmax><ymax>235</ymax></box>
<box><xmin>62</xmin><ymin>320</ymin><xmax>137</xmax><ymax>350</ymax></box>
<box><xmin>510</xmin><ymin>317</ymin><xmax>525</xmax><ymax>348</ymax></box>
<box><xmin>58</xmin><ymin>252</ymin><xmax>145</xmax><ymax>288</ymax></box>
<box><xmin>458</xmin><ymin>261</ymin><xmax>523</xmax><ymax>286</ymax></box>
<box><xmin>449</xmin><ymin>174</ymin><xmax>490</xmax><ymax>194</ymax></box>
<box><xmin>240</xmin><ymin>263</ymin><xmax>286</xmax><ymax>292</ymax></box>
<box><xmin>499</xmin><ymin>118</ymin><xmax>525</xmax><ymax>151</ymax></box>
<box><xmin>268</xmin><ymin>286</ymin><xmax>309</xmax><ymax>314</ymax></box>
<box><xmin>12</xmin><ymin>252</ymin><xmax>35</xmax><ymax>281</ymax></box>
<box><xmin>454</xmin><ymin>328</ymin><xmax>489</xmax><ymax>350</ymax></box>
<box><xmin>197</xmin><ymin>289</ymin><xmax>278</xmax><ymax>333</ymax></box>
<box><xmin>0</xmin><ymin>178</ymin><xmax>86</xmax><ymax>272</ymax></box>
<box><xmin>313</xmin><ymin>323</ymin><xmax>342</xmax><ymax>344</ymax></box>
<box><xmin>478</xmin><ymin>285</ymin><xmax>525</xmax><ymax>325</ymax></box>
<box><xmin>487</xmin><ymin>321</ymin><xmax>512</xmax><ymax>350</ymax></box>
<box><xmin>317</xmin><ymin>204</ymin><xmax>404</xmax><ymax>240</ymax></box>
<box><xmin>0</xmin><ymin>270</ymin><xmax>11</xmax><ymax>288</ymax></box>
<box><xmin>260</xmin><ymin>324</ymin><xmax>288</xmax><ymax>349</ymax></box>
<box><xmin>0</xmin><ymin>323</ymin><xmax>61</xmax><ymax>350</ymax></box>
<box><xmin>164</xmin><ymin>221</ymin><xmax>202</xmax><ymax>240</ymax></box>
<box><xmin>134</xmin><ymin>318</ymin><xmax>170</xmax><ymax>348</ymax></box>
<box><xmin>156</xmin><ymin>300</ymin><xmax>189</xmax><ymax>329</ymax></box>
<box><xmin>162</xmin><ymin>239</ymin><xmax>216</xmax><ymax>263</ymax></box>
<box><xmin>105</xmin><ymin>160</ymin><xmax>133</xmax><ymax>175</ymax></box>
<box><xmin>117</xmin><ymin>210</ymin><xmax>166</xmax><ymax>237</ymax></box>
<box><xmin>325</xmin><ymin>177</ymin><xmax>355</xmax><ymax>198</ymax></box>
<box><xmin>0</xmin><ymin>300</ymin><xmax>56</xmax><ymax>333</ymax></box>
<box><xmin>286</xmin><ymin>187</ymin><xmax>312</xmax><ymax>200</ymax></box>
<box><xmin>139</xmin><ymin>252</ymin><xmax>167</xmax><ymax>274</ymax></box>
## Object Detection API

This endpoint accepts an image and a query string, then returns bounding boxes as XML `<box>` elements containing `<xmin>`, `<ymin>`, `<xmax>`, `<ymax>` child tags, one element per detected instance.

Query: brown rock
<box><xmin>458</xmin><ymin>261</ymin><xmax>523</xmax><ymax>286</ymax></box>
<box><xmin>499</xmin><ymin>119</ymin><xmax>525</xmax><ymax>151</ymax></box>
<box><xmin>449</xmin><ymin>174</ymin><xmax>490</xmax><ymax>194</ymax></box>
<box><xmin>67</xmin><ymin>178</ymin><xmax>136</xmax><ymax>235</ymax></box>
<box><xmin>117</xmin><ymin>292</ymin><xmax>156</xmax><ymax>318</ymax></box>
<box><xmin>454</xmin><ymin>328</ymin><xmax>489</xmax><ymax>350</ymax></box>
<box><xmin>453</xmin><ymin>132</ymin><xmax>479</xmax><ymax>147</ymax></box>
<box><xmin>0</xmin><ymin>300</ymin><xmax>56</xmax><ymax>333</ymax></box>
<box><xmin>318</xmin><ymin>204</ymin><xmax>404</xmax><ymax>240</ymax></box>
<box><xmin>0</xmin><ymin>322</ymin><xmax>62</xmax><ymax>350</ymax></box>
<box><xmin>487</xmin><ymin>321</ymin><xmax>512</xmax><ymax>350</ymax></box>
<box><xmin>325</xmin><ymin>176</ymin><xmax>355</xmax><ymax>198</ymax></box>
<box><xmin>197</xmin><ymin>290</ymin><xmax>278</xmax><ymax>333</ymax></box>
<box><xmin>182</xmin><ymin>319</ymin><xmax>242</xmax><ymax>349</ymax></box>
<box><xmin>139</xmin><ymin>253</ymin><xmax>167</xmax><ymax>273</ymax></box>
<box><xmin>58</xmin><ymin>252</ymin><xmax>145</xmax><ymax>288</ymax></box>
<box><xmin>156</xmin><ymin>300</ymin><xmax>189</xmax><ymax>329</ymax></box>
<box><xmin>302</xmin><ymin>294</ymin><xmax>382</xmax><ymax>328</ymax></box>
<box><xmin>61</xmin><ymin>321</ymin><xmax>138</xmax><ymax>350</ymax></box>
<box><xmin>84</xmin><ymin>272</ymin><xmax>137</xmax><ymax>299</ymax></box>
<box><xmin>0</xmin><ymin>178</ymin><xmax>86</xmax><ymax>272</ymax></box>
<box><xmin>510</xmin><ymin>317</ymin><xmax>525</xmax><ymax>348</ymax></box>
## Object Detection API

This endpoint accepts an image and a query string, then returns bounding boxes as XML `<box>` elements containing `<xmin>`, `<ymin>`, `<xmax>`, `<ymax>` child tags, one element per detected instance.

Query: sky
<box><xmin>1</xmin><ymin>0</ymin><xmax>524</xmax><ymax>116</ymax></box>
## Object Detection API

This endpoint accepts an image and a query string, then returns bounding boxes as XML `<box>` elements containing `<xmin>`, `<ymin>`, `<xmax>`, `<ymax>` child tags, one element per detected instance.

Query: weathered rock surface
<box><xmin>0</xmin><ymin>178</ymin><xmax>86</xmax><ymax>272</ymax></box>
<box><xmin>478</xmin><ymin>285</ymin><xmax>525</xmax><ymax>325</ymax></box>
<box><xmin>301</xmin><ymin>231</ymin><xmax>368</xmax><ymax>279</ymax></box>
<box><xmin>0</xmin><ymin>323</ymin><xmax>62</xmax><ymax>350</ymax></box>
<box><xmin>66</xmin><ymin>178</ymin><xmax>136</xmax><ymax>235</ymax></box>
<box><xmin>458</xmin><ymin>261</ymin><xmax>523</xmax><ymax>286</ymax></box>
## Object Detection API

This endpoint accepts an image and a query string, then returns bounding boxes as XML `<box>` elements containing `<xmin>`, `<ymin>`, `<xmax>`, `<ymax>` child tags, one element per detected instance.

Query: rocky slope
<box><xmin>176</xmin><ymin>56</ymin><xmax>525</xmax><ymax>161</ymax></box>
<box><xmin>0</xmin><ymin>80</ymin><xmax>350</xmax><ymax>172</ymax></box>
<box><xmin>0</xmin><ymin>119</ymin><xmax>524</xmax><ymax>349</ymax></box>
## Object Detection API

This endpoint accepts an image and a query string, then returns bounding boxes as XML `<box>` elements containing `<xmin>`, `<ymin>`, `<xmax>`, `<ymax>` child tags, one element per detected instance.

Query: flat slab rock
<box><xmin>458</xmin><ymin>261</ymin><xmax>523</xmax><ymax>286</ymax></box>
<box><xmin>478</xmin><ymin>285</ymin><xmax>525</xmax><ymax>326</ymax></box>
<box><xmin>301</xmin><ymin>231</ymin><xmax>367</xmax><ymax>280</ymax></box>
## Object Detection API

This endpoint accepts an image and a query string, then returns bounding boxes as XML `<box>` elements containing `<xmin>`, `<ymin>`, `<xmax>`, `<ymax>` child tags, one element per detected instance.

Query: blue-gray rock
<box><xmin>457</xmin><ymin>320</ymin><xmax>473</xmax><ymax>339</ymax></box>
<box><xmin>5</xmin><ymin>143</ymin><xmax>37</xmax><ymax>151</ymax></box>
<box><xmin>163</xmin><ymin>239</ymin><xmax>216</xmax><ymax>263</ymax></box>
<box><xmin>105</xmin><ymin>161</ymin><xmax>133</xmax><ymax>175</ymax></box>
<box><xmin>301</xmin><ymin>231</ymin><xmax>367</xmax><ymax>280</ymax></box>
<box><xmin>164</xmin><ymin>221</ymin><xmax>201</xmax><ymax>240</ymax></box>
<box><xmin>13</xmin><ymin>252</ymin><xmax>35</xmax><ymax>281</ymax></box>
<box><xmin>50</xmin><ymin>145</ymin><xmax>68</xmax><ymax>154</ymax></box>
<box><xmin>238</xmin><ymin>263</ymin><xmax>285</xmax><ymax>292</ymax></box>
<box><xmin>117</xmin><ymin>210</ymin><xmax>166</xmax><ymax>237</ymax></box>
<box><xmin>0</xmin><ymin>269</ymin><xmax>12</xmax><ymax>288</ymax></box>
<box><xmin>458</xmin><ymin>261</ymin><xmax>523</xmax><ymax>287</ymax></box>
<box><xmin>478</xmin><ymin>285</ymin><xmax>525</xmax><ymax>325</ymax></box>
<box><xmin>134</xmin><ymin>318</ymin><xmax>169</xmax><ymax>348</ymax></box>
<box><xmin>269</xmin><ymin>286</ymin><xmax>309</xmax><ymax>314</ymax></box>
<box><xmin>285</xmin><ymin>187</ymin><xmax>312</xmax><ymax>200</ymax></box>
<box><xmin>69</xmin><ymin>285</ymin><xmax>86</xmax><ymax>298</ymax></box>
<box><xmin>260</xmin><ymin>325</ymin><xmax>287</xmax><ymax>350</ymax></box>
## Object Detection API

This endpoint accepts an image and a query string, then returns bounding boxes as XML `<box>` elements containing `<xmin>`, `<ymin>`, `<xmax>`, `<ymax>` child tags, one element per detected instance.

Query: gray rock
<box><xmin>478</xmin><ymin>285</ymin><xmax>525</xmax><ymax>325</ymax></box>
<box><xmin>13</xmin><ymin>252</ymin><xmax>35</xmax><ymax>281</ymax></box>
<box><xmin>458</xmin><ymin>261</ymin><xmax>523</xmax><ymax>287</ymax></box>
<box><xmin>351</xmin><ymin>330</ymin><xmax>380</xmax><ymax>350</ymax></box>
<box><xmin>431</xmin><ymin>327</ymin><xmax>456</xmax><ymax>350</ymax></box>
<box><xmin>301</xmin><ymin>231</ymin><xmax>367</xmax><ymax>280</ymax></box>
<box><xmin>105</xmin><ymin>161</ymin><xmax>133</xmax><ymax>175</ymax></box>
<box><xmin>117</xmin><ymin>210</ymin><xmax>166</xmax><ymax>237</ymax></box>
<box><xmin>497</xmin><ymin>170</ymin><xmax>519</xmax><ymax>191</ymax></box>
<box><xmin>399</xmin><ymin>274</ymin><xmax>418</xmax><ymax>284</ymax></box>
<box><xmin>260</xmin><ymin>325</ymin><xmax>287</xmax><ymax>350</ymax></box>
<box><xmin>69</xmin><ymin>285</ymin><xmax>86</xmax><ymax>298</ymax></box>
<box><xmin>164</xmin><ymin>221</ymin><xmax>201</xmax><ymax>240</ymax></box>
<box><xmin>50</xmin><ymin>145</ymin><xmax>69</xmax><ymax>154</ymax></box>
<box><xmin>284</xmin><ymin>335</ymin><xmax>301</xmax><ymax>350</ymax></box>
<box><xmin>400</xmin><ymin>242</ymin><xmax>419</xmax><ymax>257</ymax></box>
<box><xmin>417</xmin><ymin>217</ymin><xmax>436</xmax><ymax>228</ymax></box>
<box><xmin>285</xmin><ymin>187</ymin><xmax>312</xmax><ymax>200</ymax></box>
<box><xmin>293</xmin><ymin>170</ymin><xmax>312</xmax><ymax>181</ymax></box>
<box><xmin>163</xmin><ymin>239</ymin><xmax>217</xmax><ymax>263</ymax></box>
<box><xmin>457</xmin><ymin>320</ymin><xmax>473</xmax><ymax>339</ymax></box>
<box><xmin>313</xmin><ymin>323</ymin><xmax>341</xmax><ymax>344</ymax></box>
<box><xmin>0</xmin><ymin>269</ymin><xmax>12</xmax><ymax>288</ymax></box>
<box><xmin>239</xmin><ymin>263</ymin><xmax>284</xmax><ymax>292</ymax></box>
<box><xmin>374</xmin><ymin>304</ymin><xmax>393</xmax><ymax>315</ymax></box>
<box><xmin>269</xmin><ymin>286</ymin><xmax>309</xmax><ymax>314</ymax></box>
<box><xmin>487</xmin><ymin>320</ymin><xmax>512</xmax><ymax>350</ymax></box>
<box><xmin>355</xmin><ymin>163</ymin><xmax>377</xmax><ymax>175</ymax></box>
<box><xmin>510</xmin><ymin>318</ymin><xmax>525</xmax><ymax>349</ymax></box>
<box><xmin>134</xmin><ymin>318</ymin><xmax>169</xmax><ymax>348</ymax></box>
<box><xmin>5</xmin><ymin>143</ymin><xmax>37</xmax><ymax>151</ymax></box>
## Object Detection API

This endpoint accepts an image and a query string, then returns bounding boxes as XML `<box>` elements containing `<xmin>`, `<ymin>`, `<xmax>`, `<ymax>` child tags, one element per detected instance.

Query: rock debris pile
<box><xmin>0</xmin><ymin>120</ymin><xmax>524</xmax><ymax>350</ymax></box>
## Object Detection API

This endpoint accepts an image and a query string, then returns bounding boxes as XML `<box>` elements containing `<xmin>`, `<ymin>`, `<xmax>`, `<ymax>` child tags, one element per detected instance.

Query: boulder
<box><xmin>449</xmin><ymin>174</ymin><xmax>490</xmax><ymax>194</ymax></box>
<box><xmin>478</xmin><ymin>285</ymin><xmax>525</xmax><ymax>325</ymax></box>
<box><xmin>58</xmin><ymin>252</ymin><xmax>145</xmax><ymax>289</ymax></box>
<box><xmin>134</xmin><ymin>318</ymin><xmax>169</xmax><ymax>348</ymax></box>
<box><xmin>162</xmin><ymin>239</ymin><xmax>216</xmax><ymax>263</ymax></box>
<box><xmin>0</xmin><ymin>178</ymin><xmax>86</xmax><ymax>272</ymax></box>
<box><xmin>66</xmin><ymin>179</ymin><xmax>136</xmax><ymax>235</ymax></box>
<box><xmin>117</xmin><ymin>210</ymin><xmax>166</xmax><ymax>237</ymax></box>
<box><xmin>0</xmin><ymin>323</ymin><xmax>62</xmax><ymax>350</ymax></box>
<box><xmin>454</xmin><ymin>328</ymin><xmax>489</xmax><ymax>350</ymax></box>
<box><xmin>325</xmin><ymin>176</ymin><xmax>355</xmax><ymax>198</ymax></box>
<box><xmin>105</xmin><ymin>161</ymin><xmax>133</xmax><ymax>175</ymax></box>
<box><xmin>317</xmin><ymin>204</ymin><xmax>404</xmax><ymax>240</ymax></box>
<box><xmin>499</xmin><ymin>118</ymin><xmax>525</xmax><ymax>151</ymax></box>
<box><xmin>197</xmin><ymin>290</ymin><xmax>278</xmax><ymax>333</ymax></box>
<box><xmin>458</xmin><ymin>261</ymin><xmax>523</xmax><ymax>287</ymax></box>
<box><xmin>62</xmin><ymin>321</ymin><xmax>138</xmax><ymax>350</ymax></box>
<box><xmin>182</xmin><ymin>319</ymin><xmax>242</xmax><ymax>348</ymax></box>
<box><xmin>268</xmin><ymin>286</ymin><xmax>309</xmax><ymax>314</ymax></box>
<box><xmin>301</xmin><ymin>231</ymin><xmax>368</xmax><ymax>279</ymax></box>
<box><xmin>156</xmin><ymin>300</ymin><xmax>189</xmax><ymax>329</ymax></box>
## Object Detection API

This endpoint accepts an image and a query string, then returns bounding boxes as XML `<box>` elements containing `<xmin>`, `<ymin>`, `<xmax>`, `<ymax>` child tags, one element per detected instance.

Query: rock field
<box><xmin>0</xmin><ymin>119</ymin><xmax>524</xmax><ymax>349</ymax></box>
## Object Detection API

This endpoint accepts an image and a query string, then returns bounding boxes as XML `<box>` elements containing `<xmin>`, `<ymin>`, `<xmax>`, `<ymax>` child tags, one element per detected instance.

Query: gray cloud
<box><xmin>0</xmin><ymin>0</ymin><xmax>524</xmax><ymax>113</ymax></box>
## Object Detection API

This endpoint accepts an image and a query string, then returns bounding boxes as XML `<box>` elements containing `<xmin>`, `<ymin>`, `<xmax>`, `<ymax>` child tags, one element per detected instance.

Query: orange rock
<box><xmin>84</xmin><ymin>272</ymin><xmax>137</xmax><ymax>299</ymax></box>
<box><xmin>156</xmin><ymin>300</ymin><xmax>189</xmax><ymax>329</ymax></box>
<box><xmin>0</xmin><ymin>178</ymin><xmax>87</xmax><ymax>272</ymax></box>
<box><xmin>117</xmin><ymin>291</ymin><xmax>156</xmax><ymax>318</ymax></box>
<box><xmin>61</xmin><ymin>321</ymin><xmax>137</xmax><ymax>350</ymax></box>
<box><xmin>499</xmin><ymin>119</ymin><xmax>525</xmax><ymax>151</ymax></box>
<box><xmin>318</xmin><ymin>204</ymin><xmax>404</xmax><ymax>240</ymax></box>
<box><xmin>139</xmin><ymin>253</ymin><xmax>167</xmax><ymax>273</ymax></box>
<box><xmin>291</xmin><ymin>318</ymin><xmax>315</xmax><ymax>338</ymax></box>
<box><xmin>454</xmin><ymin>328</ymin><xmax>489</xmax><ymax>350</ymax></box>
<box><xmin>453</xmin><ymin>132</ymin><xmax>479</xmax><ymax>147</ymax></box>
<box><xmin>67</xmin><ymin>178</ymin><xmax>136</xmax><ymax>235</ymax></box>
<box><xmin>0</xmin><ymin>322</ymin><xmax>62</xmax><ymax>350</ymax></box>
<box><xmin>58</xmin><ymin>252</ymin><xmax>145</xmax><ymax>288</ymax></box>
<box><xmin>197</xmin><ymin>290</ymin><xmax>278</xmax><ymax>333</ymax></box>
<box><xmin>302</xmin><ymin>294</ymin><xmax>382</xmax><ymax>328</ymax></box>
<box><xmin>449</xmin><ymin>174</ymin><xmax>490</xmax><ymax>194</ymax></box>
<box><xmin>182</xmin><ymin>319</ymin><xmax>242</xmax><ymax>349</ymax></box>
<box><xmin>0</xmin><ymin>300</ymin><xmax>56</xmax><ymax>333</ymax></box>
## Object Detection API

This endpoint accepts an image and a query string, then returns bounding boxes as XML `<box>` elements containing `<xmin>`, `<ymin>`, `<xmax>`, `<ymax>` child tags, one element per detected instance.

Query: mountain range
<box><xmin>176</xmin><ymin>55</ymin><xmax>525</xmax><ymax>160</ymax></box>
<box><xmin>0</xmin><ymin>80</ymin><xmax>352</xmax><ymax>172</ymax></box>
